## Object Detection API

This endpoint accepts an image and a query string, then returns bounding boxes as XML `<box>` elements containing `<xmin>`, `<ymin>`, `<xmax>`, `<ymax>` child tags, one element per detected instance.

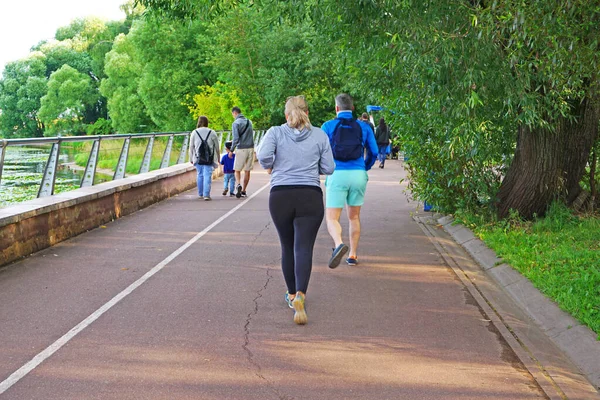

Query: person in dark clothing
<box><xmin>361</xmin><ymin>112</ymin><xmax>375</xmax><ymax>134</ymax></box>
<box><xmin>257</xmin><ymin>96</ymin><xmax>335</xmax><ymax>325</ymax></box>
<box><xmin>375</xmin><ymin>117</ymin><xmax>390</xmax><ymax>168</ymax></box>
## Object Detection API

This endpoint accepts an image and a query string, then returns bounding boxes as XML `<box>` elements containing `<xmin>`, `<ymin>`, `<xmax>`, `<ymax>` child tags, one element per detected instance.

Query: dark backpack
<box><xmin>330</xmin><ymin>118</ymin><xmax>364</xmax><ymax>161</ymax></box>
<box><xmin>195</xmin><ymin>129</ymin><xmax>214</xmax><ymax>165</ymax></box>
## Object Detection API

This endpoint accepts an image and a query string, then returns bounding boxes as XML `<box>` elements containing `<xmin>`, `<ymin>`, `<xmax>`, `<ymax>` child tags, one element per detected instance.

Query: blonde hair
<box><xmin>285</xmin><ymin>96</ymin><xmax>311</xmax><ymax>130</ymax></box>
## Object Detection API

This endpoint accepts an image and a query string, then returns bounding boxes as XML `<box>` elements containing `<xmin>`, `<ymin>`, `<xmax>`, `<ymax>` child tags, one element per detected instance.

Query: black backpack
<box><xmin>330</xmin><ymin>118</ymin><xmax>364</xmax><ymax>161</ymax></box>
<box><xmin>195</xmin><ymin>129</ymin><xmax>214</xmax><ymax>165</ymax></box>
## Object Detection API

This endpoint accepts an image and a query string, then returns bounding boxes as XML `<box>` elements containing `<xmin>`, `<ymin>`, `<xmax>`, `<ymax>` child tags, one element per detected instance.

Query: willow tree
<box><xmin>476</xmin><ymin>2</ymin><xmax>600</xmax><ymax>218</ymax></box>
<box><xmin>138</xmin><ymin>0</ymin><xmax>600</xmax><ymax>219</ymax></box>
<box><xmin>302</xmin><ymin>0</ymin><xmax>600</xmax><ymax>219</ymax></box>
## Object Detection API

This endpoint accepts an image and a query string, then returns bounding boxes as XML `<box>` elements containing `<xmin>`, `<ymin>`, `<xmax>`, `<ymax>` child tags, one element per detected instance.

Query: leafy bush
<box><xmin>85</xmin><ymin>118</ymin><xmax>113</xmax><ymax>135</ymax></box>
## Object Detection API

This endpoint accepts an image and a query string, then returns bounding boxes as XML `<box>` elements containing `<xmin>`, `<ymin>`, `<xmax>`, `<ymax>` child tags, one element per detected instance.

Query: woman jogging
<box><xmin>257</xmin><ymin>96</ymin><xmax>335</xmax><ymax>325</ymax></box>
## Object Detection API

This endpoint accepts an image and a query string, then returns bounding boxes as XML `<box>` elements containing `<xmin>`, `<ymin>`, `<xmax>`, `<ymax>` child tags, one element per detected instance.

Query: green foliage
<box><xmin>85</xmin><ymin>118</ymin><xmax>113</xmax><ymax>135</ymax></box>
<box><xmin>129</xmin><ymin>18</ymin><xmax>214</xmax><ymax>131</ymax></box>
<box><xmin>463</xmin><ymin>203</ymin><xmax>600</xmax><ymax>337</ymax></box>
<box><xmin>0</xmin><ymin>54</ymin><xmax>48</xmax><ymax>138</ymax></box>
<box><xmin>11</xmin><ymin>16</ymin><xmax>134</xmax><ymax>136</ymax></box>
<box><xmin>189</xmin><ymin>83</ymin><xmax>240</xmax><ymax>130</ymax></box>
<box><xmin>280</xmin><ymin>0</ymin><xmax>599</xmax><ymax>216</ymax></box>
<box><xmin>203</xmin><ymin>4</ymin><xmax>342</xmax><ymax>127</ymax></box>
<box><xmin>100</xmin><ymin>33</ymin><xmax>156</xmax><ymax>133</ymax></box>
<box><xmin>52</xmin><ymin>16</ymin><xmax>133</xmax><ymax>80</ymax></box>
<box><xmin>39</xmin><ymin>65</ymin><xmax>99</xmax><ymax>136</ymax></box>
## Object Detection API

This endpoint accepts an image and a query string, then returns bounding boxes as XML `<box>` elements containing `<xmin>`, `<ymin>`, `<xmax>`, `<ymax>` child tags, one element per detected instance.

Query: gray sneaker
<box><xmin>204</xmin><ymin>196</ymin><xmax>211</xmax><ymax>201</ymax></box>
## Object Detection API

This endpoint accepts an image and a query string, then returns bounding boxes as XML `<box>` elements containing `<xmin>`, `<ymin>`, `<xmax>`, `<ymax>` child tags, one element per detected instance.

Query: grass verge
<box><xmin>74</xmin><ymin>138</ymin><xmax>183</xmax><ymax>175</ymax></box>
<box><xmin>457</xmin><ymin>203</ymin><xmax>600</xmax><ymax>338</ymax></box>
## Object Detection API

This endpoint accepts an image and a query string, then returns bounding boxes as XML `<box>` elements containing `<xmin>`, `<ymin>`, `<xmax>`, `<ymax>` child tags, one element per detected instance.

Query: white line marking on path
<box><xmin>0</xmin><ymin>183</ymin><xmax>270</xmax><ymax>395</ymax></box>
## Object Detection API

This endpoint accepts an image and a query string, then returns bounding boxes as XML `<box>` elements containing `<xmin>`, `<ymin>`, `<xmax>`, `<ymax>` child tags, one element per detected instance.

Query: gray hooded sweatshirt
<box><xmin>231</xmin><ymin>114</ymin><xmax>254</xmax><ymax>150</ymax></box>
<box><xmin>257</xmin><ymin>123</ymin><xmax>335</xmax><ymax>187</ymax></box>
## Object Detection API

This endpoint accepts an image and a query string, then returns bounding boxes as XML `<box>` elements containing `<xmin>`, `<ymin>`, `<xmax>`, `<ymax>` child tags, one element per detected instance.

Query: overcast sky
<box><xmin>0</xmin><ymin>0</ymin><xmax>126</xmax><ymax>75</ymax></box>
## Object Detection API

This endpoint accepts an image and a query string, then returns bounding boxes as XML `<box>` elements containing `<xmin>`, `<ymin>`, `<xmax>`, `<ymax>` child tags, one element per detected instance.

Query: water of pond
<box><xmin>0</xmin><ymin>145</ymin><xmax>111</xmax><ymax>208</ymax></box>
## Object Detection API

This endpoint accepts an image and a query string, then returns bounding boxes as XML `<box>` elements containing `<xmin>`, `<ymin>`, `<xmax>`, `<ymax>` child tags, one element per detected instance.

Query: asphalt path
<box><xmin>0</xmin><ymin>161</ymin><xmax>548</xmax><ymax>399</ymax></box>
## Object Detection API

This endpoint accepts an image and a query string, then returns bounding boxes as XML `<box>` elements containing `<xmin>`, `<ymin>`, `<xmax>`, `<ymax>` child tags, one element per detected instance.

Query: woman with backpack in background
<box><xmin>375</xmin><ymin>117</ymin><xmax>390</xmax><ymax>169</ymax></box>
<box><xmin>257</xmin><ymin>95</ymin><xmax>335</xmax><ymax>325</ymax></box>
<box><xmin>189</xmin><ymin>115</ymin><xmax>220</xmax><ymax>201</ymax></box>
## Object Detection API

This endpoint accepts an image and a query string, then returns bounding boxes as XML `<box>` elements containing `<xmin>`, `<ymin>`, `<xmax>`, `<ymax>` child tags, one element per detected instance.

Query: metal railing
<box><xmin>0</xmin><ymin>129</ymin><xmax>266</xmax><ymax>199</ymax></box>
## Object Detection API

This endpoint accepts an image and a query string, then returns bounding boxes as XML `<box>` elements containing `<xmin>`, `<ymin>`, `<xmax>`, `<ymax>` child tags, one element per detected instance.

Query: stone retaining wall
<box><xmin>0</xmin><ymin>164</ymin><xmax>202</xmax><ymax>268</ymax></box>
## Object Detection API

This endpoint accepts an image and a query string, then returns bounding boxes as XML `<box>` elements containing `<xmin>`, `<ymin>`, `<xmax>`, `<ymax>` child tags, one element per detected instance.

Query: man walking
<box><xmin>361</xmin><ymin>112</ymin><xmax>375</xmax><ymax>134</ymax></box>
<box><xmin>322</xmin><ymin>94</ymin><xmax>378</xmax><ymax>267</ymax></box>
<box><xmin>230</xmin><ymin>106</ymin><xmax>254</xmax><ymax>198</ymax></box>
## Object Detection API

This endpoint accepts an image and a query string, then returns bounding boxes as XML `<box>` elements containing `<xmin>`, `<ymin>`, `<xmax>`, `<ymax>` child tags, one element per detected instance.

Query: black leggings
<box><xmin>269</xmin><ymin>186</ymin><xmax>324</xmax><ymax>295</ymax></box>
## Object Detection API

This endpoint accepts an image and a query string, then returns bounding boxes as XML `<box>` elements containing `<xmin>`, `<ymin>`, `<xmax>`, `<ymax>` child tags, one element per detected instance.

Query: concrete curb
<box><xmin>437</xmin><ymin>215</ymin><xmax>600</xmax><ymax>391</ymax></box>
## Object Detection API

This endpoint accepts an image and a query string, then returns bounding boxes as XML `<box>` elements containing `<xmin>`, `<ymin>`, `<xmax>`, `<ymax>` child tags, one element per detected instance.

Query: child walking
<box><xmin>221</xmin><ymin>141</ymin><xmax>236</xmax><ymax>196</ymax></box>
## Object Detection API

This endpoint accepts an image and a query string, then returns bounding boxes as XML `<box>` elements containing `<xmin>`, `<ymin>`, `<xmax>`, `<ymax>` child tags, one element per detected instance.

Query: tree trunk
<box><xmin>497</xmin><ymin>96</ymin><xmax>600</xmax><ymax>219</ymax></box>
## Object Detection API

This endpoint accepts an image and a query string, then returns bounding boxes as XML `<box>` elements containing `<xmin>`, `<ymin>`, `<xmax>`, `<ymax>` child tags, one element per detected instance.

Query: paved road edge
<box><xmin>421</xmin><ymin>213</ymin><xmax>600</xmax><ymax>397</ymax></box>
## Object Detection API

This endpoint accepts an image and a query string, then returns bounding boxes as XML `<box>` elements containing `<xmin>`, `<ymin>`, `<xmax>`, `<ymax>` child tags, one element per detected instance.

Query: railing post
<box><xmin>218</xmin><ymin>131</ymin><xmax>225</xmax><ymax>152</ymax></box>
<box><xmin>80</xmin><ymin>139</ymin><xmax>100</xmax><ymax>187</ymax></box>
<box><xmin>113</xmin><ymin>137</ymin><xmax>131</xmax><ymax>180</ymax></box>
<box><xmin>0</xmin><ymin>141</ymin><xmax>6</xmax><ymax>187</ymax></box>
<box><xmin>177</xmin><ymin>133</ymin><xmax>189</xmax><ymax>164</ymax></box>
<box><xmin>160</xmin><ymin>135</ymin><xmax>174</xmax><ymax>169</ymax></box>
<box><xmin>258</xmin><ymin>130</ymin><xmax>265</xmax><ymax>145</ymax></box>
<box><xmin>139</xmin><ymin>136</ymin><xmax>155</xmax><ymax>173</ymax></box>
<box><xmin>38</xmin><ymin>141</ymin><xmax>61</xmax><ymax>198</ymax></box>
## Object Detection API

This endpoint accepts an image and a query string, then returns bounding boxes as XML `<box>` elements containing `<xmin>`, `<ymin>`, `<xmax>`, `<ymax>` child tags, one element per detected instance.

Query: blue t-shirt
<box><xmin>220</xmin><ymin>153</ymin><xmax>235</xmax><ymax>173</ymax></box>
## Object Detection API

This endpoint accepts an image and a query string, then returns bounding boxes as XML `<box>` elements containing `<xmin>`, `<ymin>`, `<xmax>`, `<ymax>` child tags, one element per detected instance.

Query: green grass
<box><xmin>74</xmin><ymin>138</ymin><xmax>182</xmax><ymax>175</ymax></box>
<box><xmin>457</xmin><ymin>203</ymin><xmax>600</xmax><ymax>338</ymax></box>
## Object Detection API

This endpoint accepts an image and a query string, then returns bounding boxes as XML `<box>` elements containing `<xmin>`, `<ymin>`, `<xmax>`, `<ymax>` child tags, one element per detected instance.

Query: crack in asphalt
<box><xmin>243</xmin><ymin>267</ymin><xmax>294</xmax><ymax>400</ymax></box>
<box><xmin>249</xmin><ymin>221</ymin><xmax>272</xmax><ymax>246</ymax></box>
<box><xmin>242</xmin><ymin>221</ymin><xmax>294</xmax><ymax>400</ymax></box>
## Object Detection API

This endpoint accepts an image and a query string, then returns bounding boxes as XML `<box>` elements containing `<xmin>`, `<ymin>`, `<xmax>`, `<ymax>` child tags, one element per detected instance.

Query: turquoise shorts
<box><xmin>325</xmin><ymin>170</ymin><xmax>369</xmax><ymax>208</ymax></box>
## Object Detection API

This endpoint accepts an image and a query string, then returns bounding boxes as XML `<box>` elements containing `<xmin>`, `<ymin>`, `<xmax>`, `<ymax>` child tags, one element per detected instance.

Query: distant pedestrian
<box><xmin>322</xmin><ymin>94</ymin><xmax>378</xmax><ymax>267</ymax></box>
<box><xmin>375</xmin><ymin>117</ymin><xmax>391</xmax><ymax>168</ymax></box>
<box><xmin>361</xmin><ymin>112</ymin><xmax>375</xmax><ymax>134</ymax></box>
<box><xmin>230</xmin><ymin>106</ymin><xmax>254</xmax><ymax>198</ymax></box>
<box><xmin>220</xmin><ymin>141</ymin><xmax>236</xmax><ymax>196</ymax></box>
<box><xmin>189</xmin><ymin>115</ymin><xmax>220</xmax><ymax>201</ymax></box>
<box><xmin>257</xmin><ymin>95</ymin><xmax>335</xmax><ymax>325</ymax></box>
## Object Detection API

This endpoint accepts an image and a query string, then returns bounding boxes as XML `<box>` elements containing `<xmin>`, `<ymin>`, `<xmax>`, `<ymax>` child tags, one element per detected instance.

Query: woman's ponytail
<box><xmin>285</xmin><ymin>96</ymin><xmax>310</xmax><ymax>130</ymax></box>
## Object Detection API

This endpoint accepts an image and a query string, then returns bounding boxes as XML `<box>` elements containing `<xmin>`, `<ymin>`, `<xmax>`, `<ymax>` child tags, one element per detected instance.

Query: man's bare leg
<box><xmin>346</xmin><ymin>206</ymin><xmax>362</xmax><ymax>258</ymax></box>
<box><xmin>242</xmin><ymin>170</ymin><xmax>251</xmax><ymax>192</ymax></box>
<box><xmin>326</xmin><ymin>207</ymin><xmax>344</xmax><ymax>248</ymax></box>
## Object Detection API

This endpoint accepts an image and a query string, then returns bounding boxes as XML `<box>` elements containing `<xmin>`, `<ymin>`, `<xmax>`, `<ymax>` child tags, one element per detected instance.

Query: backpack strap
<box><xmin>332</xmin><ymin>119</ymin><xmax>344</xmax><ymax>134</ymax></box>
<box><xmin>239</xmin><ymin>119</ymin><xmax>250</xmax><ymax>137</ymax></box>
<box><xmin>196</xmin><ymin>129</ymin><xmax>214</xmax><ymax>143</ymax></box>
